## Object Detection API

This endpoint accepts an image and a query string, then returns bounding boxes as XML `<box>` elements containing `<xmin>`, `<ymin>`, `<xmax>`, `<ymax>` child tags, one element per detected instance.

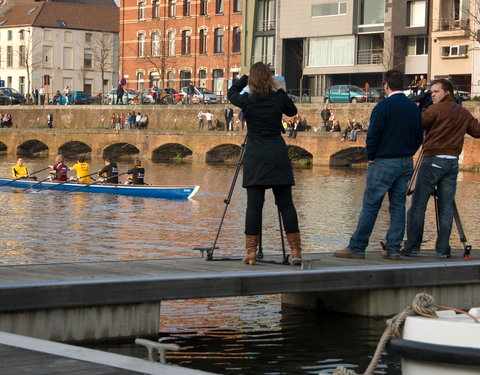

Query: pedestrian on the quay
<box><xmin>39</xmin><ymin>86</ymin><xmax>46</xmax><ymax>105</ymax></box>
<box><xmin>47</xmin><ymin>113</ymin><xmax>53</xmax><ymax>128</ymax></box>
<box><xmin>403</xmin><ymin>79</ymin><xmax>480</xmax><ymax>259</ymax></box>
<box><xmin>227</xmin><ymin>61</ymin><xmax>302</xmax><ymax>266</ymax></box>
<box><xmin>334</xmin><ymin>70</ymin><xmax>423</xmax><ymax>260</ymax></box>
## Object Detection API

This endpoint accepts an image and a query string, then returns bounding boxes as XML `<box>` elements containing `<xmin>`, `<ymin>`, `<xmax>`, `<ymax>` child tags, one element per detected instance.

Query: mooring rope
<box><xmin>324</xmin><ymin>292</ymin><xmax>439</xmax><ymax>375</ymax></box>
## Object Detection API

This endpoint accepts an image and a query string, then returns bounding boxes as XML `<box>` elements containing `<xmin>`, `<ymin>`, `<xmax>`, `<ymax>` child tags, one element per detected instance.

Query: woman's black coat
<box><xmin>227</xmin><ymin>75</ymin><xmax>298</xmax><ymax>187</ymax></box>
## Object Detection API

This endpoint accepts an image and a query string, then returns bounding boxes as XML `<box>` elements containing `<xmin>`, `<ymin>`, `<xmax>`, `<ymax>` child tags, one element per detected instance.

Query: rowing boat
<box><xmin>0</xmin><ymin>178</ymin><xmax>200</xmax><ymax>199</ymax></box>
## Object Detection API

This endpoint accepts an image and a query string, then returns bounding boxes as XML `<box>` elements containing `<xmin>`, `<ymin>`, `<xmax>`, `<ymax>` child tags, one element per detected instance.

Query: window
<box><xmin>7</xmin><ymin>76</ymin><xmax>11</xmax><ymax>88</ymax></box>
<box><xmin>168</xmin><ymin>31</ymin><xmax>176</xmax><ymax>55</ymax></box>
<box><xmin>199</xmin><ymin>69</ymin><xmax>207</xmax><ymax>87</ymax></box>
<box><xmin>183</xmin><ymin>0</ymin><xmax>191</xmax><ymax>16</ymax></box>
<box><xmin>84</xmin><ymin>49</ymin><xmax>93</xmax><ymax>69</ymax></box>
<box><xmin>257</xmin><ymin>0</ymin><xmax>275</xmax><ymax>31</ymax></box>
<box><xmin>312</xmin><ymin>2</ymin><xmax>347</xmax><ymax>17</ymax></box>
<box><xmin>19</xmin><ymin>45</ymin><xmax>25</xmax><ymax>66</ymax></box>
<box><xmin>138</xmin><ymin>2</ymin><xmax>146</xmax><ymax>20</ymax></box>
<box><xmin>42</xmin><ymin>45</ymin><xmax>52</xmax><ymax>67</ymax></box>
<box><xmin>138</xmin><ymin>33</ymin><xmax>145</xmax><ymax>57</ymax></box>
<box><xmin>180</xmin><ymin>70</ymin><xmax>191</xmax><ymax>88</ymax></box>
<box><xmin>181</xmin><ymin>30</ymin><xmax>191</xmax><ymax>54</ymax></box>
<box><xmin>212</xmin><ymin>69</ymin><xmax>223</xmax><ymax>95</ymax></box>
<box><xmin>233</xmin><ymin>0</ymin><xmax>241</xmax><ymax>13</ymax></box>
<box><xmin>407</xmin><ymin>36</ymin><xmax>428</xmax><ymax>55</ymax></box>
<box><xmin>152</xmin><ymin>0</ymin><xmax>159</xmax><ymax>18</ymax></box>
<box><xmin>85</xmin><ymin>33</ymin><xmax>92</xmax><ymax>43</ymax></box>
<box><xmin>214</xmin><ymin>28</ymin><xmax>224</xmax><ymax>53</ymax></box>
<box><xmin>253</xmin><ymin>35</ymin><xmax>275</xmax><ymax>65</ymax></box>
<box><xmin>441</xmin><ymin>45</ymin><xmax>468</xmax><ymax>58</ymax></box>
<box><xmin>19</xmin><ymin>29</ymin><xmax>25</xmax><ymax>40</ymax></box>
<box><xmin>200</xmin><ymin>0</ymin><xmax>208</xmax><ymax>15</ymax></box>
<box><xmin>137</xmin><ymin>71</ymin><xmax>144</xmax><ymax>91</ymax></box>
<box><xmin>7</xmin><ymin>30</ymin><xmax>12</xmax><ymax>40</ymax></box>
<box><xmin>407</xmin><ymin>1</ymin><xmax>426</xmax><ymax>27</ymax></box>
<box><xmin>167</xmin><ymin>71</ymin><xmax>175</xmax><ymax>88</ymax></box>
<box><xmin>358</xmin><ymin>0</ymin><xmax>384</xmax><ymax>25</ymax></box>
<box><xmin>6</xmin><ymin>46</ymin><xmax>12</xmax><ymax>66</ymax></box>
<box><xmin>152</xmin><ymin>32</ymin><xmax>160</xmax><ymax>56</ymax></box>
<box><xmin>215</xmin><ymin>0</ymin><xmax>224</xmax><ymax>14</ymax></box>
<box><xmin>63</xmin><ymin>47</ymin><xmax>73</xmax><ymax>69</ymax></box>
<box><xmin>168</xmin><ymin>0</ymin><xmax>176</xmax><ymax>17</ymax></box>
<box><xmin>307</xmin><ymin>35</ymin><xmax>355</xmax><ymax>66</ymax></box>
<box><xmin>199</xmin><ymin>29</ymin><xmax>207</xmax><ymax>54</ymax></box>
<box><xmin>19</xmin><ymin>76</ymin><xmax>25</xmax><ymax>95</ymax></box>
<box><xmin>232</xmin><ymin>27</ymin><xmax>241</xmax><ymax>53</ymax></box>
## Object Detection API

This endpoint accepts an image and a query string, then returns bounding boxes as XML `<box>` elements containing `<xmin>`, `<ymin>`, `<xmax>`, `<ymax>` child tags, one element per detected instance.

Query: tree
<box><xmin>17</xmin><ymin>29</ymin><xmax>42</xmax><ymax>98</ymax></box>
<box><xmin>89</xmin><ymin>33</ymin><xmax>115</xmax><ymax>94</ymax></box>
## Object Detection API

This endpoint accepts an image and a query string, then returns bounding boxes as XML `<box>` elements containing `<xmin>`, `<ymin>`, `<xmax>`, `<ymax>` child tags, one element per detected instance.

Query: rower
<box><xmin>49</xmin><ymin>155</ymin><xmax>69</xmax><ymax>182</ymax></box>
<box><xmin>98</xmin><ymin>158</ymin><xmax>119</xmax><ymax>184</ymax></box>
<box><xmin>70</xmin><ymin>156</ymin><xmax>91</xmax><ymax>183</ymax></box>
<box><xmin>11</xmin><ymin>158</ymin><xmax>31</xmax><ymax>179</ymax></box>
<box><xmin>125</xmin><ymin>159</ymin><xmax>145</xmax><ymax>185</ymax></box>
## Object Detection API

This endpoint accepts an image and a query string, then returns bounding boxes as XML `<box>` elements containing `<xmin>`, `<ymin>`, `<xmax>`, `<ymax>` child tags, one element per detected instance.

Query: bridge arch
<box><xmin>206</xmin><ymin>144</ymin><xmax>242</xmax><ymax>163</ymax></box>
<box><xmin>330</xmin><ymin>146</ymin><xmax>367</xmax><ymax>167</ymax></box>
<box><xmin>102</xmin><ymin>142</ymin><xmax>140</xmax><ymax>161</ymax></box>
<box><xmin>286</xmin><ymin>145</ymin><xmax>313</xmax><ymax>166</ymax></box>
<box><xmin>152</xmin><ymin>143</ymin><xmax>193</xmax><ymax>162</ymax></box>
<box><xmin>17</xmin><ymin>139</ymin><xmax>49</xmax><ymax>157</ymax></box>
<box><xmin>58</xmin><ymin>141</ymin><xmax>92</xmax><ymax>159</ymax></box>
<box><xmin>0</xmin><ymin>141</ymin><xmax>7</xmax><ymax>155</ymax></box>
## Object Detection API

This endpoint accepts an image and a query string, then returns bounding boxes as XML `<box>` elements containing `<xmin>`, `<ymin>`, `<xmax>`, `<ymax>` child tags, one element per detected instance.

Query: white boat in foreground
<box><xmin>389</xmin><ymin>307</ymin><xmax>480</xmax><ymax>375</ymax></box>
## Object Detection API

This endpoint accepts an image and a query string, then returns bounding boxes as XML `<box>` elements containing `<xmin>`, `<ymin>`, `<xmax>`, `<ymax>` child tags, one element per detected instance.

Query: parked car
<box><xmin>366</xmin><ymin>87</ymin><xmax>385</xmax><ymax>102</ymax></box>
<box><xmin>107</xmin><ymin>88</ymin><xmax>139</xmax><ymax>104</ymax></box>
<box><xmin>324</xmin><ymin>85</ymin><xmax>366</xmax><ymax>103</ymax></box>
<box><xmin>180</xmin><ymin>86</ymin><xmax>220</xmax><ymax>104</ymax></box>
<box><xmin>455</xmin><ymin>90</ymin><xmax>471</xmax><ymax>101</ymax></box>
<box><xmin>0</xmin><ymin>87</ymin><xmax>25</xmax><ymax>105</ymax></box>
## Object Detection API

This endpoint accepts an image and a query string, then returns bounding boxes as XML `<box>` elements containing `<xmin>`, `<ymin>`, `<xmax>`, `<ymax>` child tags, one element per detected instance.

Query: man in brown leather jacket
<box><xmin>404</xmin><ymin>79</ymin><xmax>480</xmax><ymax>258</ymax></box>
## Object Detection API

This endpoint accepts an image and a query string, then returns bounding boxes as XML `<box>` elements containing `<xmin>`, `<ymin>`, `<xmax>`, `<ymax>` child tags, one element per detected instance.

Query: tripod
<box><xmin>407</xmin><ymin>152</ymin><xmax>472</xmax><ymax>259</ymax></box>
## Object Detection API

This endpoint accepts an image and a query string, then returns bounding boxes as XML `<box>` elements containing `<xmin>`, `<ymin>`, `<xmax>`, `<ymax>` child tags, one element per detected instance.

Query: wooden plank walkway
<box><xmin>0</xmin><ymin>249</ymin><xmax>479</xmax><ymax>312</ymax></box>
<box><xmin>0</xmin><ymin>331</ymin><xmax>215</xmax><ymax>375</ymax></box>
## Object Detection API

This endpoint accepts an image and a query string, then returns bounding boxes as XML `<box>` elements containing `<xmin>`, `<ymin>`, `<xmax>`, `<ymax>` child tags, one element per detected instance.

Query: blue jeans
<box><xmin>349</xmin><ymin>157</ymin><xmax>413</xmax><ymax>255</ymax></box>
<box><xmin>405</xmin><ymin>157</ymin><xmax>458</xmax><ymax>256</ymax></box>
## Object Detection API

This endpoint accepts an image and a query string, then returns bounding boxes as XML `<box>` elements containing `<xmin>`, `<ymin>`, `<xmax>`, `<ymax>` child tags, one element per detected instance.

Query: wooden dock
<box><xmin>0</xmin><ymin>249</ymin><xmax>479</xmax><ymax>341</ymax></box>
<box><xmin>0</xmin><ymin>331</ymin><xmax>215</xmax><ymax>374</ymax></box>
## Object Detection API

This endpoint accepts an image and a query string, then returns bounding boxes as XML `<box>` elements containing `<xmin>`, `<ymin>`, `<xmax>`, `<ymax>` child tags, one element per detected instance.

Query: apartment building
<box><xmin>430</xmin><ymin>0</ymin><xmax>478</xmax><ymax>94</ymax></box>
<box><xmin>0</xmin><ymin>1</ymin><xmax>119</xmax><ymax>97</ymax></box>
<box><xmin>120</xmin><ymin>0</ymin><xmax>242</xmax><ymax>96</ymax></box>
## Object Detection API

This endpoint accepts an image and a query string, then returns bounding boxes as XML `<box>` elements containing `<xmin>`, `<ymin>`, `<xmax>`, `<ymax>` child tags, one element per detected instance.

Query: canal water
<box><xmin>1</xmin><ymin>156</ymin><xmax>480</xmax><ymax>374</ymax></box>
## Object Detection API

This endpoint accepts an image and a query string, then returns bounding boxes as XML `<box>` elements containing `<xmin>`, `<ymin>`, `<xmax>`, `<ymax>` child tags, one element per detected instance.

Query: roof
<box><xmin>0</xmin><ymin>2</ymin><xmax>119</xmax><ymax>33</ymax></box>
<box><xmin>48</xmin><ymin>0</ymin><xmax>117</xmax><ymax>7</ymax></box>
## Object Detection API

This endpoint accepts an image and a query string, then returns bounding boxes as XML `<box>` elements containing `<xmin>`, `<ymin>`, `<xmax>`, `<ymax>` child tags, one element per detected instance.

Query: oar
<box><xmin>37</xmin><ymin>171</ymin><xmax>100</xmax><ymax>191</ymax></box>
<box><xmin>0</xmin><ymin>166</ymin><xmax>50</xmax><ymax>188</ymax></box>
<box><xmin>22</xmin><ymin>175</ymin><xmax>55</xmax><ymax>192</ymax></box>
<box><xmin>64</xmin><ymin>171</ymin><xmax>130</xmax><ymax>195</ymax></box>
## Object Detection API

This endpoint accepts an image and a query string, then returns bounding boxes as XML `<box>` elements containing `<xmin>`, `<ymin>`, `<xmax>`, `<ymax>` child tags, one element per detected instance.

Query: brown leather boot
<box><xmin>242</xmin><ymin>235</ymin><xmax>259</xmax><ymax>265</ymax></box>
<box><xmin>286</xmin><ymin>232</ymin><xmax>302</xmax><ymax>265</ymax></box>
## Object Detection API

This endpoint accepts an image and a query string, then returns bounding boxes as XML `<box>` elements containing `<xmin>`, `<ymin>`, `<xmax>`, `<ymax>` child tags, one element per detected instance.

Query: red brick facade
<box><xmin>120</xmin><ymin>0</ymin><xmax>242</xmax><ymax>97</ymax></box>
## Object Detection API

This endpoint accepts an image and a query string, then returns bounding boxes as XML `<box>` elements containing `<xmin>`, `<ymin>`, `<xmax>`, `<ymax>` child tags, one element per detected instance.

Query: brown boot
<box><xmin>286</xmin><ymin>232</ymin><xmax>302</xmax><ymax>265</ymax></box>
<box><xmin>242</xmin><ymin>235</ymin><xmax>259</xmax><ymax>265</ymax></box>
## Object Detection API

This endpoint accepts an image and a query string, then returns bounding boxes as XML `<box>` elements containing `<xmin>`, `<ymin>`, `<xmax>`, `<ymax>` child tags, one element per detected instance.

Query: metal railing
<box><xmin>357</xmin><ymin>49</ymin><xmax>383</xmax><ymax>65</ymax></box>
<box><xmin>256</xmin><ymin>20</ymin><xmax>276</xmax><ymax>31</ymax></box>
<box><xmin>251</xmin><ymin>54</ymin><xmax>275</xmax><ymax>66</ymax></box>
<box><xmin>439</xmin><ymin>17</ymin><xmax>469</xmax><ymax>31</ymax></box>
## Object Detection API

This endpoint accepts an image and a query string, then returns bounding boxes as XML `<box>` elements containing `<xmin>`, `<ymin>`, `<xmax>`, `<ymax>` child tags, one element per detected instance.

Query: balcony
<box><xmin>251</xmin><ymin>54</ymin><xmax>275</xmax><ymax>66</ymax></box>
<box><xmin>440</xmin><ymin>17</ymin><xmax>469</xmax><ymax>31</ymax></box>
<box><xmin>434</xmin><ymin>17</ymin><xmax>470</xmax><ymax>38</ymax></box>
<box><xmin>256</xmin><ymin>20</ymin><xmax>276</xmax><ymax>32</ymax></box>
<box><xmin>357</xmin><ymin>49</ymin><xmax>383</xmax><ymax>65</ymax></box>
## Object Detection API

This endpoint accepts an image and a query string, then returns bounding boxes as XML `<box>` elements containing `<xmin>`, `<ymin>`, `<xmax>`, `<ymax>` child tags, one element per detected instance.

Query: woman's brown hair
<box><xmin>248</xmin><ymin>62</ymin><xmax>273</xmax><ymax>95</ymax></box>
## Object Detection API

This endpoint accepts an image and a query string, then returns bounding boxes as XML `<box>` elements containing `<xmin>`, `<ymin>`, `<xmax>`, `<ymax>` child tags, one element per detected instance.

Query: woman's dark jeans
<box><xmin>245</xmin><ymin>185</ymin><xmax>299</xmax><ymax>235</ymax></box>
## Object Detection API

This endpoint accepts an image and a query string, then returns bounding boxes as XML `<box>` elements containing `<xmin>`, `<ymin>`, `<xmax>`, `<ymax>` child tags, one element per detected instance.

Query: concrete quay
<box><xmin>0</xmin><ymin>249</ymin><xmax>479</xmax><ymax>343</ymax></box>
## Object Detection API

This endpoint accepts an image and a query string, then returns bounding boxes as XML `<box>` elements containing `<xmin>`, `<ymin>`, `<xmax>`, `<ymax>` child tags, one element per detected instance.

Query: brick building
<box><xmin>120</xmin><ymin>0</ymin><xmax>242</xmax><ymax>97</ymax></box>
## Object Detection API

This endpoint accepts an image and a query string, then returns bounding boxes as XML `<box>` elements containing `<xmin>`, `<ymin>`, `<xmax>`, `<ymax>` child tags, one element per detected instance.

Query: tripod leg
<box><xmin>277</xmin><ymin>208</ymin><xmax>290</xmax><ymax>265</ymax></box>
<box><xmin>452</xmin><ymin>200</ymin><xmax>472</xmax><ymax>259</ymax></box>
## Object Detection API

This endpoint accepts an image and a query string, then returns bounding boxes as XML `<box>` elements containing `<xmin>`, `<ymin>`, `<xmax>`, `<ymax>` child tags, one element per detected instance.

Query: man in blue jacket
<box><xmin>334</xmin><ymin>70</ymin><xmax>424</xmax><ymax>260</ymax></box>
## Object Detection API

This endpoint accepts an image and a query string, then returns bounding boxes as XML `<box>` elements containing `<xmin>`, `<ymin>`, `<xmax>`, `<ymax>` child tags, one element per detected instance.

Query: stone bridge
<box><xmin>0</xmin><ymin>129</ymin><xmax>370</xmax><ymax>166</ymax></box>
<box><xmin>1</xmin><ymin>128</ymin><xmax>480</xmax><ymax>169</ymax></box>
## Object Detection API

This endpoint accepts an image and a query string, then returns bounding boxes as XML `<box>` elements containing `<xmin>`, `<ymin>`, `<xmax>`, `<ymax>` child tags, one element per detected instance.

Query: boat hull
<box><xmin>0</xmin><ymin>179</ymin><xmax>200</xmax><ymax>199</ymax></box>
<box><xmin>390</xmin><ymin>308</ymin><xmax>480</xmax><ymax>375</ymax></box>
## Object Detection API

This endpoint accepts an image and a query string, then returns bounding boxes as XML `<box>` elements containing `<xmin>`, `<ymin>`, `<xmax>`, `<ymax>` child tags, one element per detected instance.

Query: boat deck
<box><xmin>0</xmin><ymin>248</ymin><xmax>479</xmax><ymax>312</ymax></box>
<box><xmin>0</xmin><ymin>331</ymin><xmax>214</xmax><ymax>375</ymax></box>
